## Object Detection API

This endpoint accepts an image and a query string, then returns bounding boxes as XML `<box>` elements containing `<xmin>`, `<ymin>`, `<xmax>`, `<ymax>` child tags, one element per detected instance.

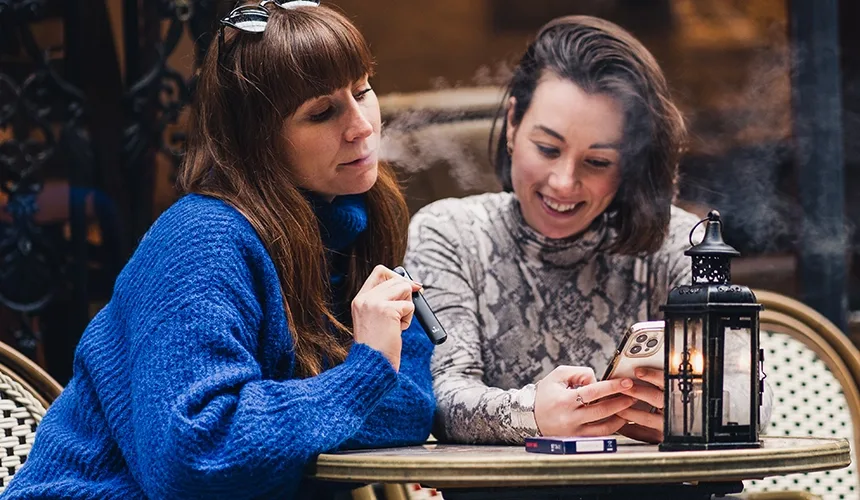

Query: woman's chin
<box><xmin>539</xmin><ymin>225</ymin><xmax>581</xmax><ymax>239</ymax></box>
<box><xmin>341</xmin><ymin>165</ymin><xmax>379</xmax><ymax>195</ymax></box>
<box><xmin>527</xmin><ymin>209</ymin><xmax>587</xmax><ymax>239</ymax></box>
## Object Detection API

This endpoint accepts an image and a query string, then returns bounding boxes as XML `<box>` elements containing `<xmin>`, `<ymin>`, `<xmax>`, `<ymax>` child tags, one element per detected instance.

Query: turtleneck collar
<box><xmin>501</xmin><ymin>193</ymin><xmax>615</xmax><ymax>267</ymax></box>
<box><xmin>303</xmin><ymin>192</ymin><xmax>368</xmax><ymax>329</ymax></box>
<box><xmin>304</xmin><ymin>192</ymin><xmax>369</xmax><ymax>252</ymax></box>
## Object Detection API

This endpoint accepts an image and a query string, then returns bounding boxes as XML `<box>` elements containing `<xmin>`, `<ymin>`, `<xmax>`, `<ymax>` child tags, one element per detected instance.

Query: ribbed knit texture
<box><xmin>3</xmin><ymin>194</ymin><xmax>435</xmax><ymax>499</ymax></box>
<box><xmin>305</xmin><ymin>192</ymin><xmax>369</xmax><ymax>252</ymax></box>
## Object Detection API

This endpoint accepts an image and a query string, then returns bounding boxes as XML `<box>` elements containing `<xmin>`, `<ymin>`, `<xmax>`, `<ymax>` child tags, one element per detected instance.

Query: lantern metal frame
<box><xmin>659</xmin><ymin>210</ymin><xmax>765</xmax><ymax>451</ymax></box>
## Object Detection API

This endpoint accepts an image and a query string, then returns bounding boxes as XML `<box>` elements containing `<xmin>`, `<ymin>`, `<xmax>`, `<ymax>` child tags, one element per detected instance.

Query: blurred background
<box><xmin>1</xmin><ymin>0</ymin><xmax>857</xmax><ymax>383</ymax></box>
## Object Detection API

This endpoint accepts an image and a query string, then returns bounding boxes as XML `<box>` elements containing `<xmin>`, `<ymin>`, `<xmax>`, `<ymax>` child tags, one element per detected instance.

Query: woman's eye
<box><xmin>585</xmin><ymin>158</ymin><xmax>612</xmax><ymax>168</ymax></box>
<box><xmin>354</xmin><ymin>88</ymin><xmax>373</xmax><ymax>101</ymax></box>
<box><xmin>536</xmin><ymin>144</ymin><xmax>560</xmax><ymax>159</ymax></box>
<box><xmin>309</xmin><ymin>107</ymin><xmax>335</xmax><ymax>122</ymax></box>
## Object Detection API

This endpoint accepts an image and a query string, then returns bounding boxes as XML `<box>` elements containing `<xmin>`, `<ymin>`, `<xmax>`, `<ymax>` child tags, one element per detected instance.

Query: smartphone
<box><xmin>602</xmin><ymin>320</ymin><xmax>665</xmax><ymax>382</ymax></box>
<box><xmin>601</xmin><ymin>321</ymin><xmax>665</xmax><ymax>413</ymax></box>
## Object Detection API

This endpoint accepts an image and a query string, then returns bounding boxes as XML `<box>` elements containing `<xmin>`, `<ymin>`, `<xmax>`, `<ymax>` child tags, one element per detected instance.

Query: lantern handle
<box><xmin>688</xmin><ymin>215</ymin><xmax>710</xmax><ymax>247</ymax></box>
<box><xmin>759</xmin><ymin>348</ymin><xmax>767</xmax><ymax>404</ymax></box>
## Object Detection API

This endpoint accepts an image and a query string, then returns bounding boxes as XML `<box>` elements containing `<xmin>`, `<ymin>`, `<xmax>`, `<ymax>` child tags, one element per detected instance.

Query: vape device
<box><xmin>392</xmin><ymin>266</ymin><xmax>447</xmax><ymax>345</ymax></box>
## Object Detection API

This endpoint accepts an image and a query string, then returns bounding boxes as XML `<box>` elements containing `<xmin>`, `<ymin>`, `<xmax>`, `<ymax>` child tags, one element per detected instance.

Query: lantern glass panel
<box><xmin>723</xmin><ymin>323</ymin><xmax>753</xmax><ymax>427</ymax></box>
<box><xmin>668</xmin><ymin>380</ymin><xmax>703</xmax><ymax>436</ymax></box>
<box><xmin>669</xmin><ymin>318</ymin><xmax>704</xmax><ymax>374</ymax></box>
<box><xmin>667</xmin><ymin>317</ymin><xmax>704</xmax><ymax>438</ymax></box>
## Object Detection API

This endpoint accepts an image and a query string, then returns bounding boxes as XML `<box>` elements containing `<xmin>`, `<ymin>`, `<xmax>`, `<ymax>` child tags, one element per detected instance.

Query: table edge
<box><xmin>310</xmin><ymin>437</ymin><xmax>852</xmax><ymax>487</ymax></box>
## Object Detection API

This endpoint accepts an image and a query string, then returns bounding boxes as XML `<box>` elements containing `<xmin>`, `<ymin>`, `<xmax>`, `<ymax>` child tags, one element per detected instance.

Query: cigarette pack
<box><xmin>524</xmin><ymin>436</ymin><xmax>617</xmax><ymax>455</ymax></box>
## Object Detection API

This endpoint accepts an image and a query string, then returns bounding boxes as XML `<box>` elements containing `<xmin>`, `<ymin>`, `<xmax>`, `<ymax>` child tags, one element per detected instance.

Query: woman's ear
<box><xmin>505</xmin><ymin>96</ymin><xmax>518</xmax><ymax>150</ymax></box>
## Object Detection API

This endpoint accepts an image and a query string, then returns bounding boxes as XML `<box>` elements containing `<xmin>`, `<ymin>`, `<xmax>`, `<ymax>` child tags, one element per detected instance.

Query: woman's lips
<box><xmin>340</xmin><ymin>152</ymin><xmax>376</xmax><ymax>168</ymax></box>
<box><xmin>538</xmin><ymin>193</ymin><xmax>583</xmax><ymax>217</ymax></box>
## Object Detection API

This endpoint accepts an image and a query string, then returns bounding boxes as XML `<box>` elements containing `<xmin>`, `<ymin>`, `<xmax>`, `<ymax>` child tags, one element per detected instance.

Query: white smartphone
<box><xmin>601</xmin><ymin>321</ymin><xmax>665</xmax><ymax>414</ymax></box>
<box><xmin>602</xmin><ymin>320</ymin><xmax>665</xmax><ymax>382</ymax></box>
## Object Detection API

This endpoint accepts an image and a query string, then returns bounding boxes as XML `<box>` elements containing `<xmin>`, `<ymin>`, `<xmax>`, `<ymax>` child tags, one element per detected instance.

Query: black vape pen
<box><xmin>393</xmin><ymin>266</ymin><xmax>448</xmax><ymax>345</ymax></box>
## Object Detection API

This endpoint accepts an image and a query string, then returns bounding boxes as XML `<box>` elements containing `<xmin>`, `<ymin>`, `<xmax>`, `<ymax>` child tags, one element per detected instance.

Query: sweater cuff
<box><xmin>322</xmin><ymin>343</ymin><xmax>399</xmax><ymax>416</ymax></box>
<box><xmin>513</xmin><ymin>383</ymin><xmax>540</xmax><ymax>437</ymax></box>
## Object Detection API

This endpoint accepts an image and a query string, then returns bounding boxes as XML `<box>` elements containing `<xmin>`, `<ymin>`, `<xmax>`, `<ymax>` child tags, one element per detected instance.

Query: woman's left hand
<box><xmin>616</xmin><ymin>367</ymin><xmax>664</xmax><ymax>443</ymax></box>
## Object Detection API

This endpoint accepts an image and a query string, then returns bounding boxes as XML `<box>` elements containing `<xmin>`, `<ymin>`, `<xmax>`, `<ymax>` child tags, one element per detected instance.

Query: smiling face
<box><xmin>506</xmin><ymin>72</ymin><xmax>624</xmax><ymax>239</ymax></box>
<box><xmin>282</xmin><ymin>75</ymin><xmax>381</xmax><ymax>201</ymax></box>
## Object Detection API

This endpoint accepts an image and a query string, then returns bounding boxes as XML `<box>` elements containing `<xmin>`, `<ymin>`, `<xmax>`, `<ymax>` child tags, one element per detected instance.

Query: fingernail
<box><xmin>621</xmin><ymin>378</ymin><xmax>633</xmax><ymax>388</ymax></box>
<box><xmin>634</xmin><ymin>368</ymin><xmax>645</xmax><ymax>377</ymax></box>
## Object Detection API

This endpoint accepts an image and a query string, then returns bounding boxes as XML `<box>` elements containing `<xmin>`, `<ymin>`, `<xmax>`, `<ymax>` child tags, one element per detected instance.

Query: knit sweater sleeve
<box><xmin>404</xmin><ymin>200</ymin><xmax>539</xmax><ymax>444</ymax></box>
<box><xmin>340</xmin><ymin>320</ymin><xmax>436</xmax><ymax>448</ymax></box>
<box><xmin>118</xmin><ymin>207</ymin><xmax>399</xmax><ymax>498</ymax></box>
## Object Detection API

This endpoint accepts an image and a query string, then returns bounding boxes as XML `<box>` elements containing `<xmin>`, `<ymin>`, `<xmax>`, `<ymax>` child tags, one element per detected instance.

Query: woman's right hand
<box><xmin>351</xmin><ymin>265</ymin><xmax>422</xmax><ymax>372</ymax></box>
<box><xmin>534</xmin><ymin>366</ymin><xmax>637</xmax><ymax>437</ymax></box>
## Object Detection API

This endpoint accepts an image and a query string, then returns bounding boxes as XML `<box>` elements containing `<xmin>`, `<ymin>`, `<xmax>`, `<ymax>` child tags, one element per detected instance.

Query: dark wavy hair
<box><xmin>492</xmin><ymin>15</ymin><xmax>686</xmax><ymax>255</ymax></box>
<box><xmin>178</xmin><ymin>4</ymin><xmax>409</xmax><ymax>377</ymax></box>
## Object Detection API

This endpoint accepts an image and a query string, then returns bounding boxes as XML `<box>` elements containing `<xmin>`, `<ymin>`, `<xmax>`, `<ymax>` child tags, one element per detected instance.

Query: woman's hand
<box><xmin>617</xmin><ymin>367</ymin><xmax>665</xmax><ymax>443</ymax></box>
<box><xmin>534</xmin><ymin>366</ymin><xmax>637</xmax><ymax>437</ymax></box>
<box><xmin>352</xmin><ymin>265</ymin><xmax>422</xmax><ymax>372</ymax></box>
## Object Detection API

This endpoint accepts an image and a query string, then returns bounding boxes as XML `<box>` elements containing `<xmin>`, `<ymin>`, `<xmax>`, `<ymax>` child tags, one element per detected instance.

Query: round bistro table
<box><xmin>309</xmin><ymin>436</ymin><xmax>851</xmax><ymax>499</ymax></box>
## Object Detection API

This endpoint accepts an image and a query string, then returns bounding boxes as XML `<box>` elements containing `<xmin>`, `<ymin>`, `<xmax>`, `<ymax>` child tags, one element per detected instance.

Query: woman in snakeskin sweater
<box><xmin>404</xmin><ymin>15</ymin><xmax>771</xmax><ymax>445</ymax></box>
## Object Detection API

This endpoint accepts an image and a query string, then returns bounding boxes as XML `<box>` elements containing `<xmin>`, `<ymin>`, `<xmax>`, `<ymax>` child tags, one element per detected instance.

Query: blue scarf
<box><xmin>305</xmin><ymin>193</ymin><xmax>370</xmax><ymax>325</ymax></box>
<box><xmin>307</xmin><ymin>193</ymin><xmax>369</xmax><ymax>253</ymax></box>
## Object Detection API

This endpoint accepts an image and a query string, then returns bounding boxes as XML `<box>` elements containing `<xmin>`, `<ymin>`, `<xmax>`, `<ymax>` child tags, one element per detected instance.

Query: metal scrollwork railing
<box><xmin>0</xmin><ymin>0</ymin><xmax>48</xmax><ymax>20</ymax></box>
<box><xmin>0</xmin><ymin>0</ymin><xmax>219</xmax><ymax>374</ymax></box>
<box><xmin>123</xmin><ymin>0</ymin><xmax>218</xmax><ymax>238</ymax></box>
<box><xmin>124</xmin><ymin>6</ymin><xmax>191</xmax><ymax>170</ymax></box>
<box><xmin>0</xmin><ymin>3</ymin><xmax>92</xmax><ymax>361</ymax></box>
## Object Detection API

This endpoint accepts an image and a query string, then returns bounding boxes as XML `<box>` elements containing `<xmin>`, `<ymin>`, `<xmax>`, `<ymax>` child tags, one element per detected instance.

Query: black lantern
<box><xmin>659</xmin><ymin>210</ymin><xmax>764</xmax><ymax>451</ymax></box>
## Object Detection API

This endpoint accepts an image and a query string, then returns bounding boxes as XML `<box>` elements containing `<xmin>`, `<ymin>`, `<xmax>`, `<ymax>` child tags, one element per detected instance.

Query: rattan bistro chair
<box><xmin>0</xmin><ymin>340</ymin><xmax>63</xmax><ymax>493</ymax></box>
<box><xmin>741</xmin><ymin>290</ymin><xmax>860</xmax><ymax>500</ymax></box>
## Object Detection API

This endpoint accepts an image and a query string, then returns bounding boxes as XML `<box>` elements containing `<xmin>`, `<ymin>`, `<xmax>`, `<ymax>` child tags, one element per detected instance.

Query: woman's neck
<box><xmin>305</xmin><ymin>191</ymin><xmax>369</xmax><ymax>252</ymax></box>
<box><xmin>503</xmin><ymin>193</ymin><xmax>612</xmax><ymax>267</ymax></box>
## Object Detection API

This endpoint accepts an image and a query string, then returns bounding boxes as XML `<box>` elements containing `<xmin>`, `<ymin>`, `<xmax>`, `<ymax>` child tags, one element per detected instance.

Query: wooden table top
<box><xmin>309</xmin><ymin>436</ymin><xmax>851</xmax><ymax>488</ymax></box>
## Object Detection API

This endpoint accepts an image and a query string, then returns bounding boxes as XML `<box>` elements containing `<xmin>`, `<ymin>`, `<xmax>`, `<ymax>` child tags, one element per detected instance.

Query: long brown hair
<box><xmin>178</xmin><ymin>4</ymin><xmax>409</xmax><ymax>377</ymax></box>
<box><xmin>492</xmin><ymin>15</ymin><xmax>686</xmax><ymax>255</ymax></box>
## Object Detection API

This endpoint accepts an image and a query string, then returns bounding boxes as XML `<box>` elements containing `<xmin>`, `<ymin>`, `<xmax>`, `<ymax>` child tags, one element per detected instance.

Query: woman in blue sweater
<box><xmin>4</xmin><ymin>2</ymin><xmax>435</xmax><ymax>498</ymax></box>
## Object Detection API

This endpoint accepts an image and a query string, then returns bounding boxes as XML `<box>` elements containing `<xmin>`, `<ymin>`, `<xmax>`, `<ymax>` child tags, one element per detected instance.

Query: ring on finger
<box><xmin>575</xmin><ymin>389</ymin><xmax>589</xmax><ymax>407</ymax></box>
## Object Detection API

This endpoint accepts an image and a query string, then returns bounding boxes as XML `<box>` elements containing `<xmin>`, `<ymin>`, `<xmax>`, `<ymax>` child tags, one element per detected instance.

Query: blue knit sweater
<box><xmin>3</xmin><ymin>194</ymin><xmax>435</xmax><ymax>499</ymax></box>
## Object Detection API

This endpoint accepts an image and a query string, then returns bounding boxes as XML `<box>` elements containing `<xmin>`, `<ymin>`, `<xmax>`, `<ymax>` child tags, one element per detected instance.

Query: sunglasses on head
<box><xmin>218</xmin><ymin>0</ymin><xmax>321</xmax><ymax>57</ymax></box>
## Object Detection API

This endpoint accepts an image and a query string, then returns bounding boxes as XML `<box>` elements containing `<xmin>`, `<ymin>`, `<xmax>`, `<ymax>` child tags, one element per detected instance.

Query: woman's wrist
<box><xmin>514</xmin><ymin>383</ymin><xmax>540</xmax><ymax>437</ymax></box>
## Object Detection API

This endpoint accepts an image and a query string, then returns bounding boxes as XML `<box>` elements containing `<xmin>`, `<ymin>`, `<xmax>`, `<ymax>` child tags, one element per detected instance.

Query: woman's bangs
<box><xmin>268</xmin><ymin>9</ymin><xmax>374</xmax><ymax>108</ymax></box>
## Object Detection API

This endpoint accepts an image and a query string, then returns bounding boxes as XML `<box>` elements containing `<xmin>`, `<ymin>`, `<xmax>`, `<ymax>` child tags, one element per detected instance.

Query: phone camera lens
<box><xmin>635</xmin><ymin>334</ymin><xmax>648</xmax><ymax>343</ymax></box>
<box><xmin>630</xmin><ymin>345</ymin><xmax>642</xmax><ymax>354</ymax></box>
<box><xmin>646</xmin><ymin>338</ymin><xmax>658</xmax><ymax>348</ymax></box>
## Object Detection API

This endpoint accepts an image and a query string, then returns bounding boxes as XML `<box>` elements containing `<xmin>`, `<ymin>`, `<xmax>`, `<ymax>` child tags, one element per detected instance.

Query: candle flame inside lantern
<box><xmin>671</xmin><ymin>350</ymin><xmax>705</xmax><ymax>375</ymax></box>
<box><xmin>692</xmin><ymin>351</ymin><xmax>704</xmax><ymax>374</ymax></box>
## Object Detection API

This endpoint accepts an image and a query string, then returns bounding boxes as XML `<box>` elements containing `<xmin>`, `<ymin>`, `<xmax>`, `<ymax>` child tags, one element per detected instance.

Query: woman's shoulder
<box><xmin>152</xmin><ymin>192</ymin><xmax>250</xmax><ymax>229</ymax></box>
<box><xmin>144</xmin><ymin>194</ymin><xmax>255</xmax><ymax>243</ymax></box>
<box><xmin>406</xmin><ymin>193</ymin><xmax>512</xmax><ymax>274</ymax></box>
<box><xmin>133</xmin><ymin>194</ymin><xmax>266</xmax><ymax>270</ymax></box>
<box><xmin>411</xmin><ymin>191</ymin><xmax>513</xmax><ymax>231</ymax></box>
<box><xmin>657</xmin><ymin>205</ymin><xmax>704</xmax><ymax>257</ymax></box>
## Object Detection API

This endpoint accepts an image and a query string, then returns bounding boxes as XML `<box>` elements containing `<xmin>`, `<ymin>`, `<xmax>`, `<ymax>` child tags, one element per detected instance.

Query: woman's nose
<box><xmin>344</xmin><ymin>106</ymin><xmax>373</xmax><ymax>143</ymax></box>
<box><xmin>548</xmin><ymin>161</ymin><xmax>579</xmax><ymax>194</ymax></box>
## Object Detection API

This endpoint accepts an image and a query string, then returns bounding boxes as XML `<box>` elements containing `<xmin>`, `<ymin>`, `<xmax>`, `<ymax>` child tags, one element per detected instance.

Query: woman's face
<box><xmin>283</xmin><ymin>75</ymin><xmax>380</xmax><ymax>201</ymax></box>
<box><xmin>506</xmin><ymin>72</ymin><xmax>624</xmax><ymax>239</ymax></box>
